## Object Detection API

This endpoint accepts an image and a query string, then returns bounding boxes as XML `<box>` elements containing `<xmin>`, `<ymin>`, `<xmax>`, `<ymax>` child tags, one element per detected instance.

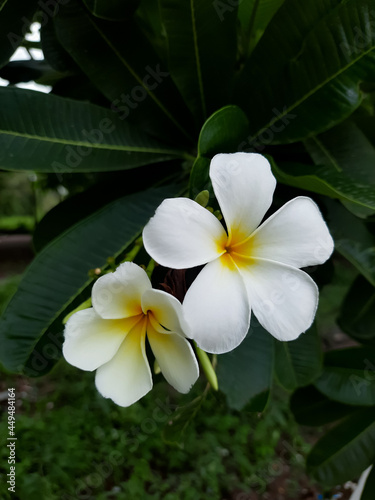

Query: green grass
<box><xmin>0</xmin><ymin>357</ymin><xmax>311</xmax><ymax>500</ymax></box>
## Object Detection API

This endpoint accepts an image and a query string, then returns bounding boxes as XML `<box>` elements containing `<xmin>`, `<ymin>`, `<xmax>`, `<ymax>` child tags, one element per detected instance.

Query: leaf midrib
<box><xmin>190</xmin><ymin>0</ymin><xmax>206</xmax><ymax>120</ymax></box>
<box><xmin>253</xmin><ymin>39</ymin><xmax>375</xmax><ymax>139</ymax></box>
<box><xmin>0</xmin><ymin>128</ymin><xmax>186</xmax><ymax>156</ymax></box>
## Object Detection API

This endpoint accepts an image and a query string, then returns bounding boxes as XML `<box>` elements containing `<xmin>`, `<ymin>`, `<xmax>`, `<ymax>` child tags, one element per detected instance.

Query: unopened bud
<box><xmin>194</xmin><ymin>190</ymin><xmax>210</xmax><ymax>208</ymax></box>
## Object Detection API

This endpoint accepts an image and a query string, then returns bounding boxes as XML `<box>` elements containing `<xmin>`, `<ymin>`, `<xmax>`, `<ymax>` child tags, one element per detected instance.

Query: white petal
<box><xmin>183</xmin><ymin>256</ymin><xmax>251</xmax><ymax>354</ymax></box>
<box><xmin>210</xmin><ymin>153</ymin><xmax>276</xmax><ymax>244</ymax></box>
<box><xmin>147</xmin><ymin>325</ymin><xmax>199</xmax><ymax>393</ymax></box>
<box><xmin>234</xmin><ymin>197</ymin><xmax>334</xmax><ymax>268</ymax></box>
<box><xmin>63</xmin><ymin>308</ymin><xmax>141</xmax><ymax>371</ymax></box>
<box><xmin>143</xmin><ymin>197</ymin><xmax>227</xmax><ymax>269</ymax></box>
<box><xmin>95</xmin><ymin>321</ymin><xmax>152</xmax><ymax>407</ymax></box>
<box><xmin>236</xmin><ymin>257</ymin><xmax>319</xmax><ymax>341</ymax></box>
<box><xmin>141</xmin><ymin>288</ymin><xmax>190</xmax><ymax>337</ymax></box>
<box><xmin>92</xmin><ymin>262</ymin><xmax>151</xmax><ymax>319</ymax></box>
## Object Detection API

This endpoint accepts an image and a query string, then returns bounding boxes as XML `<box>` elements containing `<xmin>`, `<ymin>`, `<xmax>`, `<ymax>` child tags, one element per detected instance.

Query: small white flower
<box><xmin>143</xmin><ymin>153</ymin><xmax>334</xmax><ymax>354</ymax></box>
<box><xmin>63</xmin><ymin>262</ymin><xmax>199</xmax><ymax>407</ymax></box>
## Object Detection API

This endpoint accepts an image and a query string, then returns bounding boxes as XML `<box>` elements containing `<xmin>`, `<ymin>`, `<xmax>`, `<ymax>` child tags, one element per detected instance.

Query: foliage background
<box><xmin>1</xmin><ymin>0</ymin><xmax>375</xmax><ymax>498</ymax></box>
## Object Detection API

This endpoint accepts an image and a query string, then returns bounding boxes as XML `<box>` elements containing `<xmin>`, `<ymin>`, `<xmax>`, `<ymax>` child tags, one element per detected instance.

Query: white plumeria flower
<box><xmin>63</xmin><ymin>262</ymin><xmax>199</xmax><ymax>407</ymax></box>
<box><xmin>143</xmin><ymin>153</ymin><xmax>334</xmax><ymax>354</ymax></box>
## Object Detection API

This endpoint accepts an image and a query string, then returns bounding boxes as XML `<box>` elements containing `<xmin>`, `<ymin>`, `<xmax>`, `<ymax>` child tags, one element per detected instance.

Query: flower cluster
<box><xmin>63</xmin><ymin>153</ymin><xmax>334</xmax><ymax>406</ymax></box>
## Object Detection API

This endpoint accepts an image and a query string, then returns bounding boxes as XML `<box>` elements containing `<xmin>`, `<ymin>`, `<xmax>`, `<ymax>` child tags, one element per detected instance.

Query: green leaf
<box><xmin>274</xmin><ymin>324</ymin><xmax>323</xmax><ymax>392</ymax></box>
<box><xmin>0</xmin><ymin>183</ymin><xmax>182</xmax><ymax>375</ymax></box>
<box><xmin>217</xmin><ymin>319</ymin><xmax>274</xmax><ymax>411</ymax></box>
<box><xmin>238</xmin><ymin>0</ymin><xmax>285</xmax><ymax>55</ymax></box>
<box><xmin>0</xmin><ymin>0</ymin><xmax>38</xmax><ymax>68</ymax></box>
<box><xmin>160</xmin><ymin>0</ymin><xmax>238</xmax><ymax>125</ymax></box>
<box><xmin>324</xmin><ymin>199</ymin><xmax>375</xmax><ymax>286</ymax></box>
<box><xmin>338</xmin><ymin>275</ymin><xmax>375</xmax><ymax>344</ymax></box>
<box><xmin>304</xmin><ymin>121</ymin><xmax>375</xmax><ymax>217</ymax></box>
<box><xmin>236</xmin><ymin>0</ymin><xmax>375</xmax><ymax>144</ymax></box>
<box><xmin>189</xmin><ymin>105</ymin><xmax>250</xmax><ymax>198</ymax></box>
<box><xmin>54</xmin><ymin>0</ymin><xmax>194</xmax><ymax>143</ymax></box>
<box><xmin>271</xmin><ymin>161</ymin><xmax>375</xmax><ymax>212</ymax></box>
<box><xmin>290</xmin><ymin>385</ymin><xmax>358</xmax><ymax>426</ymax></box>
<box><xmin>307</xmin><ymin>407</ymin><xmax>375</xmax><ymax>486</ymax></box>
<box><xmin>314</xmin><ymin>347</ymin><xmax>375</xmax><ymax>406</ymax></box>
<box><xmin>0</xmin><ymin>87</ymin><xmax>187</xmax><ymax>173</ymax></box>
<box><xmin>362</xmin><ymin>465</ymin><xmax>375</xmax><ymax>500</ymax></box>
<box><xmin>83</xmin><ymin>0</ymin><xmax>139</xmax><ymax>21</ymax></box>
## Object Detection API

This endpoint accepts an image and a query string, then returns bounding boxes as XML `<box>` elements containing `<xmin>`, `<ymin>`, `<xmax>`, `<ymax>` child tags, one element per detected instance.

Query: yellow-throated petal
<box><xmin>235</xmin><ymin>256</ymin><xmax>319</xmax><ymax>341</ymax></box>
<box><xmin>183</xmin><ymin>255</ymin><xmax>251</xmax><ymax>354</ymax></box>
<box><xmin>92</xmin><ymin>262</ymin><xmax>151</xmax><ymax>319</ymax></box>
<box><xmin>147</xmin><ymin>324</ymin><xmax>199</xmax><ymax>393</ymax></box>
<box><xmin>141</xmin><ymin>288</ymin><xmax>190</xmax><ymax>337</ymax></box>
<box><xmin>63</xmin><ymin>308</ymin><xmax>142</xmax><ymax>371</ymax></box>
<box><xmin>95</xmin><ymin>319</ymin><xmax>152</xmax><ymax>407</ymax></box>
<box><xmin>234</xmin><ymin>197</ymin><xmax>334</xmax><ymax>268</ymax></box>
<box><xmin>210</xmin><ymin>153</ymin><xmax>276</xmax><ymax>244</ymax></box>
<box><xmin>143</xmin><ymin>197</ymin><xmax>227</xmax><ymax>269</ymax></box>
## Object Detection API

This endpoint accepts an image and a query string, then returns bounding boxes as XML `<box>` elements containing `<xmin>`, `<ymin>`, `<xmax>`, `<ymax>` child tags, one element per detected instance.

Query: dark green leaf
<box><xmin>307</xmin><ymin>407</ymin><xmax>375</xmax><ymax>486</ymax></box>
<box><xmin>271</xmin><ymin>161</ymin><xmax>375</xmax><ymax>212</ymax></box>
<box><xmin>324</xmin><ymin>199</ymin><xmax>375</xmax><ymax>286</ymax></box>
<box><xmin>217</xmin><ymin>319</ymin><xmax>274</xmax><ymax>411</ymax></box>
<box><xmin>304</xmin><ymin>121</ymin><xmax>375</xmax><ymax>217</ymax></box>
<box><xmin>198</xmin><ymin>105</ymin><xmax>249</xmax><ymax>157</ymax></box>
<box><xmin>189</xmin><ymin>105</ymin><xmax>250</xmax><ymax>198</ymax></box>
<box><xmin>0</xmin><ymin>87</ymin><xmax>187</xmax><ymax>173</ymax></box>
<box><xmin>236</xmin><ymin>0</ymin><xmax>375</xmax><ymax>144</ymax></box>
<box><xmin>290</xmin><ymin>385</ymin><xmax>358</xmax><ymax>426</ymax></box>
<box><xmin>238</xmin><ymin>0</ymin><xmax>284</xmax><ymax>55</ymax></box>
<box><xmin>314</xmin><ymin>347</ymin><xmax>375</xmax><ymax>406</ymax></box>
<box><xmin>54</xmin><ymin>0</ymin><xmax>194</xmax><ymax>143</ymax></box>
<box><xmin>160</xmin><ymin>0</ymin><xmax>238</xmax><ymax>125</ymax></box>
<box><xmin>0</xmin><ymin>0</ymin><xmax>38</xmax><ymax>68</ymax></box>
<box><xmin>362</xmin><ymin>465</ymin><xmax>375</xmax><ymax>500</ymax></box>
<box><xmin>338</xmin><ymin>275</ymin><xmax>375</xmax><ymax>344</ymax></box>
<box><xmin>0</xmin><ymin>184</ymin><xmax>182</xmax><ymax>375</ymax></box>
<box><xmin>274</xmin><ymin>324</ymin><xmax>323</xmax><ymax>392</ymax></box>
<box><xmin>83</xmin><ymin>0</ymin><xmax>139</xmax><ymax>21</ymax></box>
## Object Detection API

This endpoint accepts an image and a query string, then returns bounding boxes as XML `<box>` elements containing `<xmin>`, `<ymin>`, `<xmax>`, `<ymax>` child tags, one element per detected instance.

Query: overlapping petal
<box><xmin>143</xmin><ymin>197</ymin><xmax>227</xmax><ymax>269</ymax></box>
<box><xmin>141</xmin><ymin>288</ymin><xmax>190</xmax><ymax>337</ymax></box>
<box><xmin>234</xmin><ymin>197</ymin><xmax>334</xmax><ymax>267</ymax></box>
<box><xmin>92</xmin><ymin>262</ymin><xmax>151</xmax><ymax>319</ymax></box>
<box><xmin>63</xmin><ymin>308</ymin><xmax>141</xmax><ymax>371</ymax></box>
<box><xmin>235</xmin><ymin>256</ymin><xmax>319</xmax><ymax>341</ymax></box>
<box><xmin>147</xmin><ymin>325</ymin><xmax>199</xmax><ymax>393</ymax></box>
<box><xmin>183</xmin><ymin>256</ymin><xmax>251</xmax><ymax>354</ymax></box>
<box><xmin>210</xmin><ymin>153</ymin><xmax>276</xmax><ymax>244</ymax></box>
<box><xmin>95</xmin><ymin>321</ymin><xmax>152</xmax><ymax>407</ymax></box>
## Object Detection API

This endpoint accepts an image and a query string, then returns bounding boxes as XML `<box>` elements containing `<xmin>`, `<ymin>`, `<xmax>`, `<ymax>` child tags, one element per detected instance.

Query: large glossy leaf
<box><xmin>238</xmin><ymin>0</ymin><xmax>284</xmax><ymax>55</ymax></box>
<box><xmin>0</xmin><ymin>184</ymin><xmax>182</xmax><ymax>375</ymax></box>
<box><xmin>314</xmin><ymin>347</ymin><xmax>375</xmax><ymax>406</ymax></box>
<box><xmin>307</xmin><ymin>407</ymin><xmax>375</xmax><ymax>486</ymax></box>
<box><xmin>236</xmin><ymin>0</ymin><xmax>375</xmax><ymax>144</ymax></box>
<box><xmin>83</xmin><ymin>0</ymin><xmax>139</xmax><ymax>21</ymax></box>
<box><xmin>54</xmin><ymin>0</ymin><xmax>194</xmax><ymax>143</ymax></box>
<box><xmin>0</xmin><ymin>0</ymin><xmax>38</xmax><ymax>68</ymax></box>
<box><xmin>274</xmin><ymin>324</ymin><xmax>323</xmax><ymax>392</ymax></box>
<box><xmin>338</xmin><ymin>275</ymin><xmax>375</xmax><ymax>344</ymax></box>
<box><xmin>324</xmin><ymin>199</ymin><xmax>375</xmax><ymax>286</ymax></box>
<box><xmin>0</xmin><ymin>87</ymin><xmax>187</xmax><ymax>172</ymax></box>
<box><xmin>189</xmin><ymin>105</ymin><xmax>249</xmax><ymax>198</ymax></box>
<box><xmin>290</xmin><ymin>385</ymin><xmax>358</xmax><ymax>426</ymax></box>
<box><xmin>271</xmin><ymin>161</ymin><xmax>375</xmax><ymax>212</ymax></box>
<box><xmin>159</xmin><ymin>0</ymin><xmax>238</xmax><ymax>125</ymax></box>
<box><xmin>217</xmin><ymin>319</ymin><xmax>274</xmax><ymax>411</ymax></box>
<box><xmin>304</xmin><ymin>121</ymin><xmax>375</xmax><ymax>217</ymax></box>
